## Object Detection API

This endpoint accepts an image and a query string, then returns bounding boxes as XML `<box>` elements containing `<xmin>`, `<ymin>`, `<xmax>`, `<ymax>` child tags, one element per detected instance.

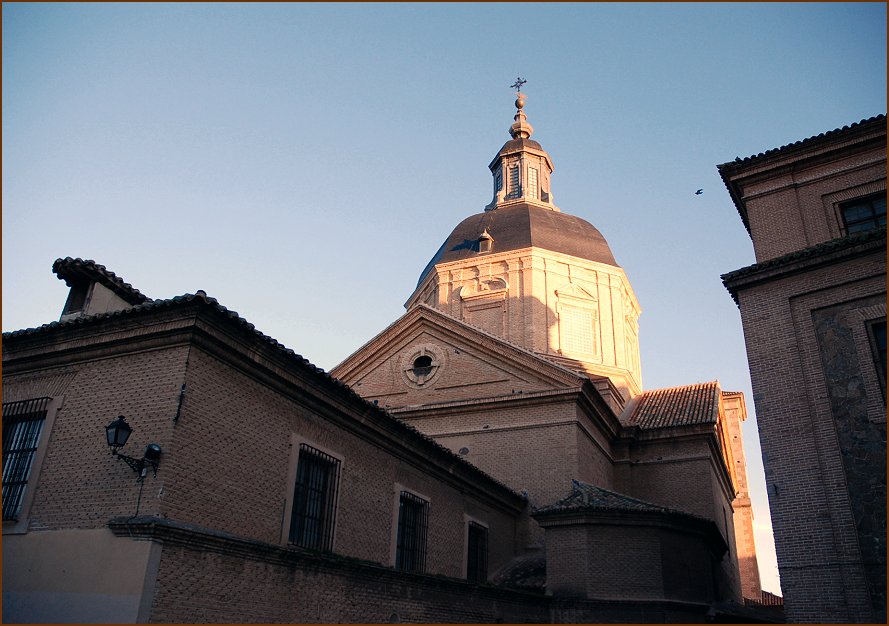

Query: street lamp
<box><xmin>104</xmin><ymin>416</ymin><xmax>162</xmax><ymax>480</ymax></box>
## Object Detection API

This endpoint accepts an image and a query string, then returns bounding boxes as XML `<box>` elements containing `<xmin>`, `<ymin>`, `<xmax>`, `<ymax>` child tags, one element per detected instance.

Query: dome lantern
<box><xmin>487</xmin><ymin>79</ymin><xmax>557</xmax><ymax>212</ymax></box>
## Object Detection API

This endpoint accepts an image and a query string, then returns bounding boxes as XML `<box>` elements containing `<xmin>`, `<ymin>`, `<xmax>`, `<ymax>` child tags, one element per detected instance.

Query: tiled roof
<box><xmin>52</xmin><ymin>257</ymin><xmax>150</xmax><ymax>305</ymax></box>
<box><xmin>717</xmin><ymin>114</ymin><xmax>885</xmax><ymax>170</ymax></box>
<box><xmin>534</xmin><ymin>480</ymin><xmax>684</xmax><ymax>516</ymax></box>
<box><xmin>490</xmin><ymin>553</ymin><xmax>546</xmax><ymax>592</ymax></box>
<box><xmin>3</xmin><ymin>289</ymin><xmax>524</xmax><ymax>504</ymax></box>
<box><xmin>621</xmin><ymin>381</ymin><xmax>720</xmax><ymax>430</ymax></box>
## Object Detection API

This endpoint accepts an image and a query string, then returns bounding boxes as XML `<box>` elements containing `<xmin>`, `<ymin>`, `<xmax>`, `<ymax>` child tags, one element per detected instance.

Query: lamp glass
<box><xmin>105</xmin><ymin>415</ymin><xmax>132</xmax><ymax>448</ymax></box>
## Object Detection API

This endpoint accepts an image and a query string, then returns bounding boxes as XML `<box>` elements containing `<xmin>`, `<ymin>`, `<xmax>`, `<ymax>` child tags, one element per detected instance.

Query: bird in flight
<box><xmin>695</xmin><ymin>189</ymin><xmax>703</xmax><ymax>195</ymax></box>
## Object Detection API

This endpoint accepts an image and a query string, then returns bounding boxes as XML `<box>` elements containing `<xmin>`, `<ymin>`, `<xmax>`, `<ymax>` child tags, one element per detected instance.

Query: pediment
<box><xmin>331</xmin><ymin>305</ymin><xmax>585</xmax><ymax>410</ymax></box>
<box><xmin>555</xmin><ymin>282</ymin><xmax>597</xmax><ymax>302</ymax></box>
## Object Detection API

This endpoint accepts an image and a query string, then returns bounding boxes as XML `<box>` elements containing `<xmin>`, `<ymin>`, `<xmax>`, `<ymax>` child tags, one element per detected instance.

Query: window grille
<box><xmin>494</xmin><ymin>171</ymin><xmax>502</xmax><ymax>193</ymax></box>
<box><xmin>840</xmin><ymin>194</ymin><xmax>886</xmax><ymax>234</ymax></box>
<box><xmin>466</xmin><ymin>521</ymin><xmax>488</xmax><ymax>583</ymax></box>
<box><xmin>560</xmin><ymin>304</ymin><xmax>596</xmax><ymax>355</ymax></box>
<box><xmin>289</xmin><ymin>444</ymin><xmax>340</xmax><ymax>551</ymax></box>
<box><xmin>2</xmin><ymin>398</ymin><xmax>50</xmax><ymax>521</ymax></box>
<box><xmin>528</xmin><ymin>167</ymin><xmax>539</xmax><ymax>200</ymax></box>
<box><xmin>507</xmin><ymin>166</ymin><xmax>520</xmax><ymax>199</ymax></box>
<box><xmin>396</xmin><ymin>491</ymin><xmax>428</xmax><ymax>573</ymax></box>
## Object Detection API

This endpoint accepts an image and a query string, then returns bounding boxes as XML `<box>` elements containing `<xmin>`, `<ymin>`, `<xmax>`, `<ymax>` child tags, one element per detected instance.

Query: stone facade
<box><xmin>721</xmin><ymin>115</ymin><xmax>886</xmax><ymax>623</ymax></box>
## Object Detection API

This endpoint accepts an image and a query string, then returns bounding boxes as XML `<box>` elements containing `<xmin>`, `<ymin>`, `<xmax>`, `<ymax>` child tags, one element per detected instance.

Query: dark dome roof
<box><xmin>417</xmin><ymin>202</ymin><xmax>619</xmax><ymax>287</ymax></box>
<box><xmin>497</xmin><ymin>137</ymin><xmax>545</xmax><ymax>156</ymax></box>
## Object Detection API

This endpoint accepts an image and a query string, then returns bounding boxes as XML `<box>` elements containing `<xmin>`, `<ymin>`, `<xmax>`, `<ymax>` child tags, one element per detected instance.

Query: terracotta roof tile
<box><xmin>52</xmin><ymin>257</ymin><xmax>150</xmax><ymax>305</ymax></box>
<box><xmin>717</xmin><ymin>114</ymin><xmax>885</xmax><ymax>170</ymax></box>
<box><xmin>621</xmin><ymin>381</ymin><xmax>720</xmax><ymax>430</ymax></box>
<box><xmin>534</xmin><ymin>480</ymin><xmax>671</xmax><ymax>515</ymax></box>
<box><xmin>533</xmin><ymin>481</ymin><xmax>718</xmax><ymax>524</ymax></box>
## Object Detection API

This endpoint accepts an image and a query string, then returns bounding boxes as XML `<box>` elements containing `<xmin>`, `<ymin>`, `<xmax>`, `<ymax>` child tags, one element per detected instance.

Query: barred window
<box><xmin>840</xmin><ymin>194</ymin><xmax>886</xmax><ymax>234</ymax></box>
<box><xmin>289</xmin><ymin>444</ymin><xmax>340</xmax><ymax>551</ymax></box>
<box><xmin>494</xmin><ymin>170</ymin><xmax>502</xmax><ymax>193</ymax></box>
<box><xmin>3</xmin><ymin>398</ymin><xmax>51</xmax><ymax>521</ymax></box>
<box><xmin>396</xmin><ymin>491</ymin><xmax>428</xmax><ymax>573</ymax></box>
<box><xmin>466</xmin><ymin>521</ymin><xmax>488</xmax><ymax>583</ymax></box>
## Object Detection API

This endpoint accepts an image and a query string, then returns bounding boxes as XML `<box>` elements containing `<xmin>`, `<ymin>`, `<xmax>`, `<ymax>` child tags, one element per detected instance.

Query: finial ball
<box><xmin>515</xmin><ymin>96</ymin><xmax>525</xmax><ymax>110</ymax></box>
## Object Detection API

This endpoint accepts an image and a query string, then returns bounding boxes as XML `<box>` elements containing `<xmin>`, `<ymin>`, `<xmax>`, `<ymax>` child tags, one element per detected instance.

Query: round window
<box><xmin>412</xmin><ymin>355</ymin><xmax>433</xmax><ymax>376</ymax></box>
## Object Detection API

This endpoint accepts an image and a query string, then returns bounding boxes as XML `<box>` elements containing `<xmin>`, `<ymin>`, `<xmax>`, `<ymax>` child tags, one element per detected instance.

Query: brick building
<box><xmin>721</xmin><ymin>115</ymin><xmax>886</xmax><ymax>623</ymax></box>
<box><xmin>3</xmin><ymin>96</ymin><xmax>771</xmax><ymax>623</ymax></box>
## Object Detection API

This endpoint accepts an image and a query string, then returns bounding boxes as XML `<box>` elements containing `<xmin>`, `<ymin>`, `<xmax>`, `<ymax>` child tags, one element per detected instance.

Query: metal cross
<box><xmin>510</xmin><ymin>76</ymin><xmax>527</xmax><ymax>93</ymax></box>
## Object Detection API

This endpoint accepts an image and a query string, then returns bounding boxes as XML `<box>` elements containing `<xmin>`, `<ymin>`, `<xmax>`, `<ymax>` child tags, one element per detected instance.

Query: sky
<box><xmin>3</xmin><ymin>2</ymin><xmax>887</xmax><ymax>596</ymax></box>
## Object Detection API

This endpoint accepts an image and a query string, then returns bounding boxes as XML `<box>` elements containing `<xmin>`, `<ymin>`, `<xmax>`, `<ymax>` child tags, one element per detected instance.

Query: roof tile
<box><xmin>52</xmin><ymin>257</ymin><xmax>150</xmax><ymax>305</ymax></box>
<box><xmin>621</xmin><ymin>381</ymin><xmax>720</xmax><ymax>430</ymax></box>
<box><xmin>534</xmin><ymin>480</ymin><xmax>687</xmax><ymax>516</ymax></box>
<box><xmin>717</xmin><ymin>114</ymin><xmax>885</xmax><ymax>169</ymax></box>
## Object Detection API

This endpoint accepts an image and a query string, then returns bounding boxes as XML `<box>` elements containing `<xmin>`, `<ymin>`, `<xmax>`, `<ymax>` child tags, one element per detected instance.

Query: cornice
<box><xmin>721</xmin><ymin>227</ymin><xmax>886</xmax><ymax>303</ymax></box>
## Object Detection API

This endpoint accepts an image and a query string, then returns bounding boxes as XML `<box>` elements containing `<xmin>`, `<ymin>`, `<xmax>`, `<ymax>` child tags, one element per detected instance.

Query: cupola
<box><xmin>486</xmin><ymin>87</ymin><xmax>557</xmax><ymax>212</ymax></box>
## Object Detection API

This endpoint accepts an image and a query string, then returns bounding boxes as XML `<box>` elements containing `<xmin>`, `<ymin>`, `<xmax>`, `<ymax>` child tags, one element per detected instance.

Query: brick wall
<box><xmin>735</xmin><ymin>249</ymin><xmax>885</xmax><ymax>622</ymax></box>
<box><xmin>156</xmin><ymin>341</ymin><xmax>525</xmax><ymax>579</ymax></box>
<box><xmin>3</xmin><ymin>303</ymin><xmax>528</xmax><ymax>616</ymax></box>
<box><xmin>737</xmin><ymin>138</ymin><xmax>885</xmax><ymax>263</ymax></box>
<box><xmin>146</xmin><ymin>529</ymin><xmax>549</xmax><ymax>623</ymax></box>
<box><xmin>3</xmin><ymin>345</ymin><xmax>190</xmax><ymax>530</ymax></box>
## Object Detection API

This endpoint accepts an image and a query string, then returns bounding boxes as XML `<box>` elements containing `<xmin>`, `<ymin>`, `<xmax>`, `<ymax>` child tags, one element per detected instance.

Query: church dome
<box><xmin>417</xmin><ymin>201</ymin><xmax>619</xmax><ymax>287</ymax></box>
<box><xmin>416</xmin><ymin>86</ymin><xmax>620</xmax><ymax>288</ymax></box>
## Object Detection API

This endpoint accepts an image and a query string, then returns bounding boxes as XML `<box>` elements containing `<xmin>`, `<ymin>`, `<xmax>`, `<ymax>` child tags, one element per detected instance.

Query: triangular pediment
<box><xmin>331</xmin><ymin>304</ymin><xmax>586</xmax><ymax>410</ymax></box>
<box><xmin>554</xmin><ymin>282</ymin><xmax>597</xmax><ymax>302</ymax></box>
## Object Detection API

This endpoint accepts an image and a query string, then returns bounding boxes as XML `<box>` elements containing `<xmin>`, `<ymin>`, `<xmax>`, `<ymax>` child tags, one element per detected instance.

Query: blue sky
<box><xmin>4</xmin><ymin>2</ymin><xmax>886</xmax><ymax>594</ymax></box>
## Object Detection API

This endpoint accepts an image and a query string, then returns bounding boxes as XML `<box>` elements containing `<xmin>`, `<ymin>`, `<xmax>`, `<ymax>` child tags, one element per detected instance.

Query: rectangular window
<box><xmin>528</xmin><ymin>167</ymin><xmax>539</xmax><ymax>200</ymax></box>
<box><xmin>494</xmin><ymin>170</ymin><xmax>502</xmax><ymax>193</ymax></box>
<box><xmin>396</xmin><ymin>491</ymin><xmax>428</xmax><ymax>573</ymax></box>
<box><xmin>560</xmin><ymin>304</ymin><xmax>597</xmax><ymax>355</ymax></box>
<box><xmin>507</xmin><ymin>166</ymin><xmax>520</xmax><ymax>199</ymax></box>
<box><xmin>867</xmin><ymin>318</ymin><xmax>887</xmax><ymax>402</ymax></box>
<box><xmin>3</xmin><ymin>398</ymin><xmax>51</xmax><ymax>521</ymax></box>
<box><xmin>466</xmin><ymin>521</ymin><xmax>488</xmax><ymax>583</ymax></box>
<box><xmin>289</xmin><ymin>444</ymin><xmax>340</xmax><ymax>551</ymax></box>
<box><xmin>840</xmin><ymin>194</ymin><xmax>886</xmax><ymax>234</ymax></box>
